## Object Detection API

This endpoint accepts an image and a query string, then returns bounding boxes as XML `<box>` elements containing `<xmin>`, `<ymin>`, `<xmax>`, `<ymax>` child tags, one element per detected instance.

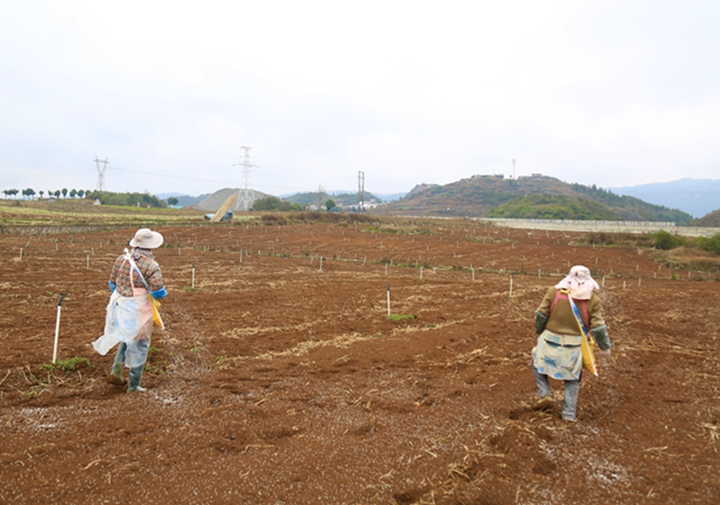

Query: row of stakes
<box><xmin>14</xmin><ymin>243</ymin><xmax>691</xmax><ymax>283</ymax></box>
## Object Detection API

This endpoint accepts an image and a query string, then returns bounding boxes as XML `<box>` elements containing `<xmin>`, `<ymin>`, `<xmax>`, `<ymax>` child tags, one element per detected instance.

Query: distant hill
<box><xmin>694</xmin><ymin>209</ymin><xmax>720</xmax><ymax>227</ymax></box>
<box><xmin>283</xmin><ymin>191</ymin><xmax>383</xmax><ymax>207</ymax></box>
<box><xmin>190</xmin><ymin>188</ymin><xmax>271</xmax><ymax>212</ymax></box>
<box><xmin>608</xmin><ymin>178</ymin><xmax>720</xmax><ymax>218</ymax></box>
<box><xmin>488</xmin><ymin>194</ymin><xmax>620</xmax><ymax>220</ymax></box>
<box><xmin>157</xmin><ymin>193</ymin><xmax>210</xmax><ymax>207</ymax></box>
<box><xmin>374</xmin><ymin>174</ymin><xmax>694</xmax><ymax>224</ymax></box>
<box><xmin>373</xmin><ymin>192</ymin><xmax>407</xmax><ymax>202</ymax></box>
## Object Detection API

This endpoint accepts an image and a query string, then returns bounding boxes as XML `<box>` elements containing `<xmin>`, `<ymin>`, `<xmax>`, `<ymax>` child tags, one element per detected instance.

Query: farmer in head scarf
<box><xmin>92</xmin><ymin>228</ymin><xmax>166</xmax><ymax>393</ymax></box>
<box><xmin>531</xmin><ymin>265</ymin><xmax>611</xmax><ymax>422</ymax></box>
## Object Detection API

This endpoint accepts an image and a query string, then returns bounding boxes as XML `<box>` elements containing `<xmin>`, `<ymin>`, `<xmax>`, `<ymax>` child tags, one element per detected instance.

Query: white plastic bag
<box><xmin>93</xmin><ymin>291</ymin><xmax>153</xmax><ymax>367</ymax></box>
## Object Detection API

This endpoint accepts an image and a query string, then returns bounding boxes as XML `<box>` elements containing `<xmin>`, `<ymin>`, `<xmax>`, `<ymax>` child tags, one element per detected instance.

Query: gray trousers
<box><xmin>532</xmin><ymin>364</ymin><xmax>580</xmax><ymax>421</ymax></box>
<box><xmin>112</xmin><ymin>342</ymin><xmax>145</xmax><ymax>390</ymax></box>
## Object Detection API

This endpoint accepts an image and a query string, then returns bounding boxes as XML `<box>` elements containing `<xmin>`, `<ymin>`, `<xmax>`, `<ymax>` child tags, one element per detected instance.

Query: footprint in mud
<box><xmin>508</xmin><ymin>406</ymin><xmax>533</xmax><ymax>421</ymax></box>
<box><xmin>509</xmin><ymin>398</ymin><xmax>559</xmax><ymax>422</ymax></box>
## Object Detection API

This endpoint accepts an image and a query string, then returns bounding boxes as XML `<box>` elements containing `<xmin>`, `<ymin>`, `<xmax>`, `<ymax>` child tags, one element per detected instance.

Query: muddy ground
<box><xmin>0</xmin><ymin>217</ymin><xmax>718</xmax><ymax>504</ymax></box>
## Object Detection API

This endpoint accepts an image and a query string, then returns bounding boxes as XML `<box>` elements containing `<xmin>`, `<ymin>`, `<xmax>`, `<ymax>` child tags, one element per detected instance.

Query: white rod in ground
<box><xmin>318</xmin><ymin>256</ymin><xmax>323</xmax><ymax>272</ymax></box>
<box><xmin>86</xmin><ymin>254</ymin><xmax>90</xmax><ymax>270</ymax></box>
<box><xmin>420</xmin><ymin>266</ymin><xmax>423</xmax><ymax>280</ymax></box>
<box><xmin>52</xmin><ymin>294</ymin><xmax>66</xmax><ymax>364</ymax></box>
<box><xmin>191</xmin><ymin>263</ymin><xmax>196</xmax><ymax>289</ymax></box>
<box><xmin>386</xmin><ymin>284</ymin><xmax>391</xmax><ymax>317</ymax></box>
<box><xmin>509</xmin><ymin>274</ymin><xmax>514</xmax><ymax>297</ymax></box>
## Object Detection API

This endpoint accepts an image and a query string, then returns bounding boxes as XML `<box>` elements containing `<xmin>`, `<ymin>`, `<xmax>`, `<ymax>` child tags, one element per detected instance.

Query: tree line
<box><xmin>2</xmin><ymin>188</ymin><xmax>92</xmax><ymax>199</ymax></box>
<box><xmin>1</xmin><ymin>189</ymin><xmax>167</xmax><ymax>208</ymax></box>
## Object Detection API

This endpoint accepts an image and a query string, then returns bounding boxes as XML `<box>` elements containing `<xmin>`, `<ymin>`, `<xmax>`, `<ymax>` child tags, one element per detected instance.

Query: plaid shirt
<box><xmin>110</xmin><ymin>248</ymin><xmax>164</xmax><ymax>297</ymax></box>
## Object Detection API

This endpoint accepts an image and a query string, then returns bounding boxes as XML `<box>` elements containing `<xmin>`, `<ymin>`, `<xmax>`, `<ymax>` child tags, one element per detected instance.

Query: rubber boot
<box><xmin>562</xmin><ymin>379</ymin><xmax>580</xmax><ymax>422</ymax></box>
<box><xmin>106</xmin><ymin>361</ymin><xmax>126</xmax><ymax>386</ymax></box>
<box><xmin>127</xmin><ymin>365</ymin><xmax>146</xmax><ymax>393</ymax></box>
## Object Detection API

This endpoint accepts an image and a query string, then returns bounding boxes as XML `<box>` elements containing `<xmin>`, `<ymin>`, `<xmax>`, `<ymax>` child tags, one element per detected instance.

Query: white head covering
<box><xmin>555</xmin><ymin>265</ymin><xmax>599</xmax><ymax>300</ymax></box>
<box><xmin>129</xmin><ymin>228</ymin><xmax>164</xmax><ymax>249</ymax></box>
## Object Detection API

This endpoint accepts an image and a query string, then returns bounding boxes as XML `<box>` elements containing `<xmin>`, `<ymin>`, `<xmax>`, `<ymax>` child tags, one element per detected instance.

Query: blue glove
<box><xmin>151</xmin><ymin>287</ymin><xmax>167</xmax><ymax>299</ymax></box>
<box><xmin>109</xmin><ymin>281</ymin><xmax>117</xmax><ymax>292</ymax></box>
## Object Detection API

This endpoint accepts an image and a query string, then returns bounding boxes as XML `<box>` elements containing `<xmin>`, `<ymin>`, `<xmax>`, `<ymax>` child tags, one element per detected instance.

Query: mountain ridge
<box><xmin>608</xmin><ymin>178</ymin><xmax>720</xmax><ymax>218</ymax></box>
<box><xmin>373</xmin><ymin>175</ymin><xmax>695</xmax><ymax>224</ymax></box>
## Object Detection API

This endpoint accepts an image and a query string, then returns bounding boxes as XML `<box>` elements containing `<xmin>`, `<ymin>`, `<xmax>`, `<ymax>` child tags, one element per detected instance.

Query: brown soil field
<box><xmin>1</xmin><ymin>218</ymin><xmax>718</xmax><ymax>504</ymax></box>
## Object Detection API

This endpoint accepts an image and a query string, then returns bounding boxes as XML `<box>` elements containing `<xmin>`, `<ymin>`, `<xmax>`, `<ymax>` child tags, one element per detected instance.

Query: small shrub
<box><xmin>697</xmin><ymin>233</ymin><xmax>720</xmax><ymax>255</ymax></box>
<box><xmin>654</xmin><ymin>230</ymin><xmax>684</xmax><ymax>250</ymax></box>
<box><xmin>40</xmin><ymin>356</ymin><xmax>91</xmax><ymax>373</ymax></box>
<box><xmin>145</xmin><ymin>346</ymin><xmax>168</xmax><ymax>375</ymax></box>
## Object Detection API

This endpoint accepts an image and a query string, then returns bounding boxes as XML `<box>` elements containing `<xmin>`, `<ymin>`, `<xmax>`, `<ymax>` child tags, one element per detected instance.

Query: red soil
<box><xmin>0</xmin><ymin>219</ymin><xmax>718</xmax><ymax>504</ymax></box>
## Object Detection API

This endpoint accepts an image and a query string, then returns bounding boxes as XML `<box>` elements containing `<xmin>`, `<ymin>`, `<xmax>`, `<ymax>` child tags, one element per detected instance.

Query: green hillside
<box><xmin>375</xmin><ymin>175</ymin><xmax>693</xmax><ymax>224</ymax></box>
<box><xmin>694</xmin><ymin>209</ymin><xmax>720</xmax><ymax>227</ymax></box>
<box><xmin>284</xmin><ymin>191</ymin><xmax>382</xmax><ymax>207</ymax></box>
<box><xmin>487</xmin><ymin>195</ymin><xmax>619</xmax><ymax>220</ymax></box>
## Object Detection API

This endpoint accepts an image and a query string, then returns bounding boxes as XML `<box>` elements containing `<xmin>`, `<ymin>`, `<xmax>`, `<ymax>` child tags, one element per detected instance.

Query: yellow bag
<box><xmin>148</xmin><ymin>295</ymin><xmax>165</xmax><ymax>329</ymax></box>
<box><xmin>580</xmin><ymin>331</ymin><xmax>598</xmax><ymax>376</ymax></box>
<box><xmin>563</xmin><ymin>289</ymin><xmax>598</xmax><ymax>376</ymax></box>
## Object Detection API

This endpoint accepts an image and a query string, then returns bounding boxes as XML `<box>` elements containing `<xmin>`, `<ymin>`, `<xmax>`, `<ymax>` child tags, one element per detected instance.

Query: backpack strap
<box><xmin>549</xmin><ymin>288</ymin><xmax>563</xmax><ymax>313</ymax></box>
<box><xmin>551</xmin><ymin>289</ymin><xmax>589</xmax><ymax>329</ymax></box>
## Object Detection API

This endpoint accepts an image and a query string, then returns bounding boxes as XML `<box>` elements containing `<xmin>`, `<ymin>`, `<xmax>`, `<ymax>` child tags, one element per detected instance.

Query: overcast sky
<box><xmin>1</xmin><ymin>0</ymin><xmax>719</xmax><ymax>198</ymax></box>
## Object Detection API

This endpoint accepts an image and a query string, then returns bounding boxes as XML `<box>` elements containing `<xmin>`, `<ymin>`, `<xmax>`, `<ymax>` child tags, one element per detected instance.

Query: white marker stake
<box><xmin>602</xmin><ymin>276</ymin><xmax>606</xmax><ymax>288</ymax></box>
<box><xmin>240</xmin><ymin>250</ymin><xmax>243</xmax><ymax>263</ymax></box>
<box><xmin>386</xmin><ymin>284</ymin><xmax>391</xmax><ymax>317</ymax></box>
<box><xmin>420</xmin><ymin>266</ymin><xmax>423</xmax><ymax>280</ymax></box>
<box><xmin>509</xmin><ymin>274</ymin><xmax>514</xmax><ymax>297</ymax></box>
<box><xmin>318</xmin><ymin>257</ymin><xmax>323</xmax><ymax>272</ymax></box>
<box><xmin>471</xmin><ymin>267</ymin><xmax>475</xmax><ymax>281</ymax></box>
<box><xmin>52</xmin><ymin>294</ymin><xmax>66</xmax><ymax>364</ymax></box>
<box><xmin>19</xmin><ymin>248</ymin><xmax>23</xmax><ymax>261</ymax></box>
<box><xmin>384</xmin><ymin>262</ymin><xmax>388</xmax><ymax>275</ymax></box>
<box><xmin>86</xmin><ymin>254</ymin><xmax>90</xmax><ymax>270</ymax></box>
<box><xmin>191</xmin><ymin>263</ymin><xmax>196</xmax><ymax>289</ymax></box>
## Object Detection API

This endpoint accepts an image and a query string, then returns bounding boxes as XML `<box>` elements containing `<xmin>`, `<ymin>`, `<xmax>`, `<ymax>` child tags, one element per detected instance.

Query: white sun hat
<box><xmin>555</xmin><ymin>265</ymin><xmax>599</xmax><ymax>300</ymax></box>
<box><xmin>129</xmin><ymin>228</ymin><xmax>164</xmax><ymax>249</ymax></box>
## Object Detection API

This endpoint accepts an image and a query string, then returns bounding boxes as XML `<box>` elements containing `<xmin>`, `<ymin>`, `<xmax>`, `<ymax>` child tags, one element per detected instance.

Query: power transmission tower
<box><xmin>358</xmin><ymin>171</ymin><xmax>365</xmax><ymax>212</ymax></box>
<box><xmin>234</xmin><ymin>146</ymin><xmax>257</xmax><ymax>211</ymax></box>
<box><xmin>94</xmin><ymin>156</ymin><xmax>109</xmax><ymax>191</ymax></box>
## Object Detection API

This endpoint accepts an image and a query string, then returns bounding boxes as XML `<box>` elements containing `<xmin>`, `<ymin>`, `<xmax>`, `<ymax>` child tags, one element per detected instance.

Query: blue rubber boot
<box><xmin>127</xmin><ymin>364</ymin><xmax>146</xmax><ymax>393</ymax></box>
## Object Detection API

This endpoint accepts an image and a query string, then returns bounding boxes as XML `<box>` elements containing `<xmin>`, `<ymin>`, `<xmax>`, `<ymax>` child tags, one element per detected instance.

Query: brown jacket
<box><xmin>537</xmin><ymin>287</ymin><xmax>605</xmax><ymax>335</ymax></box>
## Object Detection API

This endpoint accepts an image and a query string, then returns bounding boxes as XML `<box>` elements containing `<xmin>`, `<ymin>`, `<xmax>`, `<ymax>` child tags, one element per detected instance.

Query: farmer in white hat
<box><xmin>531</xmin><ymin>265</ymin><xmax>611</xmax><ymax>421</ymax></box>
<box><xmin>93</xmin><ymin>228</ymin><xmax>166</xmax><ymax>393</ymax></box>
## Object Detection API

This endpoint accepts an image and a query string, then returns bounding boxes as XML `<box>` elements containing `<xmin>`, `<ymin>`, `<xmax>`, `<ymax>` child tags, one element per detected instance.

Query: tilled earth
<box><xmin>0</xmin><ymin>218</ymin><xmax>718</xmax><ymax>504</ymax></box>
